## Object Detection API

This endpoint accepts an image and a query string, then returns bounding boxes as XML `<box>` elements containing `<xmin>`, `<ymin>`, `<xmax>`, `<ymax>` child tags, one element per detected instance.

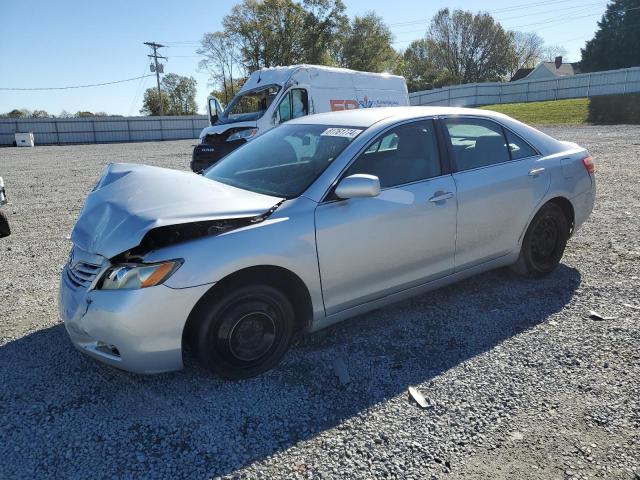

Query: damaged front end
<box><xmin>114</xmin><ymin>201</ymin><xmax>284</xmax><ymax>263</ymax></box>
<box><xmin>71</xmin><ymin>162</ymin><xmax>285</xmax><ymax>261</ymax></box>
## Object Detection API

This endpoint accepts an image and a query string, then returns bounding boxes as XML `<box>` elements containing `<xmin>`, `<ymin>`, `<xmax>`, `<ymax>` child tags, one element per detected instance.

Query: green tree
<box><xmin>141</xmin><ymin>89</ymin><xmax>169</xmax><ymax>116</ymax></box>
<box><xmin>581</xmin><ymin>0</ymin><xmax>640</xmax><ymax>72</ymax></box>
<box><xmin>141</xmin><ymin>74</ymin><xmax>198</xmax><ymax>116</ymax></box>
<box><xmin>6</xmin><ymin>109</ymin><xmax>29</xmax><ymax>118</ymax></box>
<box><xmin>31</xmin><ymin>110</ymin><xmax>50</xmax><ymax>118</ymax></box>
<box><xmin>162</xmin><ymin>73</ymin><xmax>198</xmax><ymax>115</ymax></box>
<box><xmin>301</xmin><ymin>0</ymin><xmax>348</xmax><ymax>64</ymax></box>
<box><xmin>401</xmin><ymin>39</ymin><xmax>437</xmax><ymax>92</ymax></box>
<box><xmin>75</xmin><ymin>111</ymin><xmax>95</xmax><ymax>117</ymax></box>
<box><xmin>426</xmin><ymin>8</ymin><xmax>515</xmax><ymax>84</ymax></box>
<box><xmin>223</xmin><ymin>0</ymin><xmax>307</xmax><ymax>71</ymax></box>
<box><xmin>340</xmin><ymin>12</ymin><xmax>397</xmax><ymax>72</ymax></box>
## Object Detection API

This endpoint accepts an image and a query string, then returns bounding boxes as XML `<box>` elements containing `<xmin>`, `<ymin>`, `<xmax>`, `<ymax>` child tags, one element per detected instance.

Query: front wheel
<box><xmin>511</xmin><ymin>203</ymin><xmax>569</xmax><ymax>277</ymax></box>
<box><xmin>194</xmin><ymin>285</ymin><xmax>295</xmax><ymax>379</ymax></box>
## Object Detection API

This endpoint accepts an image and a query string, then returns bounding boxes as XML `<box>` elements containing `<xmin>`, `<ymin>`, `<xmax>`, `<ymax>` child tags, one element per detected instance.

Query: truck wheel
<box><xmin>0</xmin><ymin>211</ymin><xmax>10</xmax><ymax>238</ymax></box>
<box><xmin>511</xmin><ymin>203</ymin><xmax>569</xmax><ymax>277</ymax></box>
<box><xmin>194</xmin><ymin>285</ymin><xmax>295</xmax><ymax>379</ymax></box>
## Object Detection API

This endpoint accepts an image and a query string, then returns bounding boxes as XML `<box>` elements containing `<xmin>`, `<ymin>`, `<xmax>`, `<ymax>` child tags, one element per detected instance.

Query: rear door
<box><xmin>442</xmin><ymin>117</ymin><xmax>550</xmax><ymax>270</ymax></box>
<box><xmin>315</xmin><ymin>119</ymin><xmax>457</xmax><ymax>315</ymax></box>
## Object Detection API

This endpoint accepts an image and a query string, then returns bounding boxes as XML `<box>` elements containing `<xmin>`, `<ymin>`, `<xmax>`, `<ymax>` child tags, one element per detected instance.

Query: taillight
<box><xmin>582</xmin><ymin>155</ymin><xmax>595</xmax><ymax>174</ymax></box>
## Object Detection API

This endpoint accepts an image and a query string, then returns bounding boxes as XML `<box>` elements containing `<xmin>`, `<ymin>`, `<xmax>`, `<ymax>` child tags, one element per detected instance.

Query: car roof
<box><xmin>290</xmin><ymin>106</ymin><xmax>566</xmax><ymax>157</ymax></box>
<box><xmin>288</xmin><ymin>106</ymin><xmax>514</xmax><ymax>128</ymax></box>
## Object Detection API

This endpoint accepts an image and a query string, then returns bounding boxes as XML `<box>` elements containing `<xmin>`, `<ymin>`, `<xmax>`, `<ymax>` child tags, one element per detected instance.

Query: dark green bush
<box><xmin>588</xmin><ymin>93</ymin><xmax>640</xmax><ymax>124</ymax></box>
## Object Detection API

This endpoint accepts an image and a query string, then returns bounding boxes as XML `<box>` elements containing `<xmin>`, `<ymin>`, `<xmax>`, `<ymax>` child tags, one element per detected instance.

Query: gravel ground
<box><xmin>0</xmin><ymin>126</ymin><xmax>638</xmax><ymax>480</ymax></box>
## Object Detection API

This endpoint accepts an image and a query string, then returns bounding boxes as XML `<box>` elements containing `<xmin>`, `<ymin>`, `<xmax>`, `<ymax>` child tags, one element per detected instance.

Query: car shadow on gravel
<box><xmin>0</xmin><ymin>265</ymin><xmax>581</xmax><ymax>478</ymax></box>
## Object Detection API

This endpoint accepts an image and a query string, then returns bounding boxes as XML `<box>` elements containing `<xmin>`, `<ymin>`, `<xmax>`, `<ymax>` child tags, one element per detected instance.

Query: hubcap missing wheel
<box><xmin>228</xmin><ymin>312</ymin><xmax>276</xmax><ymax>362</ymax></box>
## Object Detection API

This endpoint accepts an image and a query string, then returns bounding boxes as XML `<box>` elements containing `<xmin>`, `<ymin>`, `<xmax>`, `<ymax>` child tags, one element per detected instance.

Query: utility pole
<box><xmin>144</xmin><ymin>42</ymin><xmax>167</xmax><ymax>116</ymax></box>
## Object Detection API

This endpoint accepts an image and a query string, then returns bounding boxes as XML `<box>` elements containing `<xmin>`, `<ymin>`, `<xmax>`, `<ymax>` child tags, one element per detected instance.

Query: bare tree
<box><xmin>509</xmin><ymin>31</ymin><xmax>545</xmax><ymax>77</ymax></box>
<box><xmin>542</xmin><ymin>44</ymin><xmax>568</xmax><ymax>62</ymax></box>
<box><xmin>426</xmin><ymin>9</ymin><xmax>515</xmax><ymax>84</ymax></box>
<box><xmin>197</xmin><ymin>32</ymin><xmax>244</xmax><ymax>104</ymax></box>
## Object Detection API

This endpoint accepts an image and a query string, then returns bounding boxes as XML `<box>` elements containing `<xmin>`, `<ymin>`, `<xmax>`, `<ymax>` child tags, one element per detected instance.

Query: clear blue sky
<box><xmin>0</xmin><ymin>0</ymin><xmax>607</xmax><ymax>116</ymax></box>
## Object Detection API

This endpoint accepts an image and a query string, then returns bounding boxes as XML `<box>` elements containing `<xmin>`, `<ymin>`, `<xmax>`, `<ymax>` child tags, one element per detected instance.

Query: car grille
<box><xmin>65</xmin><ymin>261</ymin><xmax>102</xmax><ymax>289</ymax></box>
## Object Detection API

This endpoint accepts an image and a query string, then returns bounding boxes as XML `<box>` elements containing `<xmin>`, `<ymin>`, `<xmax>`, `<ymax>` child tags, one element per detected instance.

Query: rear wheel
<box><xmin>512</xmin><ymin>203</ymin><xmax>569</xmax><ymax>277</ymax></box>
<box><xmin>194</xmin><ymin>285</ymin><xmax>295</xmax><ymax>379</ymax></box>
<box><xmin>0</xmin><ymin>210</ymin><xmax>10</xmax><ymax>238</ymax></box>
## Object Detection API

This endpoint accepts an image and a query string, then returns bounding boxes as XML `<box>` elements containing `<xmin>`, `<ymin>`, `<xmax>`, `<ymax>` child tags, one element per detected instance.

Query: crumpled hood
<box><xmin>200</xmin><ymin>121</ymin><xmax>258</xmax><ymax>139</ymax></box>
<box><xmin>71</xmin><ymin>163</ymin><xmax>282</xmax><ymax>258</ymax></box>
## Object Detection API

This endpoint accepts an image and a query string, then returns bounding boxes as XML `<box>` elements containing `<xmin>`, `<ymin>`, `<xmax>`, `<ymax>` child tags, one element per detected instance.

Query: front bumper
<box><xmin>190</xmin><ymin>139</ymin><xmax>245</xmax><ymax>172</ymax></box>
<box><xmin>59</xmin><ymin>269</ymin><xmax>211</xmax><ymax>374</ymax></box>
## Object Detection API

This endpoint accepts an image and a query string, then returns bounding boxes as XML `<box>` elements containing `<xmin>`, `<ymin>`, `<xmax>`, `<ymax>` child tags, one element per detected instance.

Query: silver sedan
<box><xmin>59</xmin><ymin>107</ymin><xmax>596</xmax><ymax>378</ymax></box>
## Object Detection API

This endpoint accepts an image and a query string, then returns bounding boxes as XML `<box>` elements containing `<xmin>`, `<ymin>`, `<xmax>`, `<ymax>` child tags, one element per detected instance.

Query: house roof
<box><xmin>541</xmin><ymin>61</ymin><xmax>581</xmax><ymax>76</ymax></box>
<box><xmin>510</xmin><ymin>68</ymin><xmax>534</xmax><ymax>81</ymax></box>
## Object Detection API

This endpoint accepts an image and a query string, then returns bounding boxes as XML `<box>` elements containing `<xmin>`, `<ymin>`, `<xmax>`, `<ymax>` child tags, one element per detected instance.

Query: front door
<box><xmin>315</xmin><ymin>119</ymin><xmax>457</xmax><ymax>315</ymax></box>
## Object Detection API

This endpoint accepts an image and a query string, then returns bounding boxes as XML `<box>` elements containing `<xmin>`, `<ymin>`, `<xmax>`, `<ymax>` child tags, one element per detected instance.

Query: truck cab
<box><xmin>190</xmin><ymin>64</ymin><xmax>409</xmax><ymax>172</ymax></box>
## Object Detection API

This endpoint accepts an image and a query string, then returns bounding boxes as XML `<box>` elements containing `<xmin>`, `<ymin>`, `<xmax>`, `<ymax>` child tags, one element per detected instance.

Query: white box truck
<box><xmin>191</xmin><ymin>64</ymin><xmax>409</xmax><ymax>171</ymax></box>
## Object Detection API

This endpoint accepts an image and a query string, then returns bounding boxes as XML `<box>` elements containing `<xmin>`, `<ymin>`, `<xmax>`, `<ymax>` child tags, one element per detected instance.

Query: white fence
<box><xmin>0</xmin><ymin>115</ymin><xmax>209</xmax><ymax>146</ymax></box>
<box><xmin>409</xmin><ymin>66</ymin><xmax>640</xmax><ymax>107</ymax></box>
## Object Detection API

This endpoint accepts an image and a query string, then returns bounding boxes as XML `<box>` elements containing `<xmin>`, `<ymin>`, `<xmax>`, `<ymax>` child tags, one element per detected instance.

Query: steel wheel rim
<box><xmin>227</xmin><ymin>311</ymin><xmax>277</xmax><ymax>362</ymax></box>
<box><xmin>531</xmin><ymin>214</ymin><xmax>559</xmax><ymax>265</ymax></box>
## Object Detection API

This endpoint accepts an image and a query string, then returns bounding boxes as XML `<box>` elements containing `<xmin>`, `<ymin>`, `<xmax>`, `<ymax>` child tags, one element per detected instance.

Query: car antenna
<box><xmin>257</xmin><ymin>68</ymin><xmax>262</xmax><ymax>84</ymax></box>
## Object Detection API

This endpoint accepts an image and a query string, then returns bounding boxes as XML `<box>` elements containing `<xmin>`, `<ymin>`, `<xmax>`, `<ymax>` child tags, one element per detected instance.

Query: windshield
<box><xmin>204</xmin><ymin>124</ymin><xmax>365</xmax><ymax>198</ymax></box>
<box><xmin>220</xmin><ymin>85</ymin><xmax>280</xmax><ymax>123</ymax></box>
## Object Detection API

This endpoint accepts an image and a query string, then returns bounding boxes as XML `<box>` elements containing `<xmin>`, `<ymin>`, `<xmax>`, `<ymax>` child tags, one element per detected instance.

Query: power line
<box><xmin>128</xmin><ymin>60</ymin><xmax>152</xmax><ymax>116</ymax></box>
<box><xmin>387</xmin><ymin>0</ymin><xmax>583</xmax><ymax>27</ymax></box>
<box><xmin>0</xmin><ymin>75</ymin><xmax>155</xmax><ymax>91</ymax></box>
<box><xmin>391</xmin><ymin>3</ymin><xmax>606</xmax><ymax>36</ymax></box>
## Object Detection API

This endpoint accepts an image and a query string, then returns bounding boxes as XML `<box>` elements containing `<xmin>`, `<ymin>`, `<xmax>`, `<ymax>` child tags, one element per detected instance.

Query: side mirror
<box><xmin>207</xmin><ymin>96</ymin><xmax>222</xmax><ymax>126</ymax></box>
<box><xmin>335</xmin><ymin>174</ymin><xmax>380</xmax><ymax>199</ymax></box>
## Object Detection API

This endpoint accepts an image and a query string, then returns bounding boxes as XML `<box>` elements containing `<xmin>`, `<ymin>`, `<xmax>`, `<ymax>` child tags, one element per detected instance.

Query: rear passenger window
<box><xmin>505</xmin><ymin>129</ymin><xmax>538</xmax><ymax>159</ymax></box>
<box><xmin>344</xmin><ymin>120</ymin><xmax>441</xmax><ymax>189</ymax></box>
<box><xmin>445</xmin><ymin>119</ymin><xmax>510</xmax><ymax>171</ymax></box>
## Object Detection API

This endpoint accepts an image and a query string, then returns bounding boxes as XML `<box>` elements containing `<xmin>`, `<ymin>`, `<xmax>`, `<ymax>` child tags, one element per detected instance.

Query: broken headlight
<box><xmin>227</xmin><ymin>128</ymin><xmax>258</xmax><ymax>142</ymax></box>
<box><xmin>99</xmin><ymin>260</ymin><xmax>182</xmax><ymax>290</ymax></box>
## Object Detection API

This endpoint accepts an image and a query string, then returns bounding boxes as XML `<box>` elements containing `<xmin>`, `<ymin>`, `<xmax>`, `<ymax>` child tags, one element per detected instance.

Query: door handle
<box><xmin>528</xmin><ymin>167</ymin><xmax>545</xmax><ymax>177</ymax></box>
<box><xmin>429</xmin><ymin>191</ymin><xmax>454</xmax><ymax>203</ymax></box>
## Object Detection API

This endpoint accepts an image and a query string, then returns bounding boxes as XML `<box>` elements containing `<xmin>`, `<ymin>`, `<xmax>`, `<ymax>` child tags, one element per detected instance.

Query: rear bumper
<box><xmin>572</xmin><ymin>178</ymin><xmax>596</xmax><ymax>233</ymax></box>
<box><xmin>59</xmin><ymin>271</ymin><xmax>211</xmax><ymax>374</ymax></box>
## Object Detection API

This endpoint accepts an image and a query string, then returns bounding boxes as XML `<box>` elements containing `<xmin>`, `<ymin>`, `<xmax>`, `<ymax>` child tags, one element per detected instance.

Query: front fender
<box><xmin>143</xmin><ymin>197</ymin><xmax>325</xmax><ymax>320</ymax></box>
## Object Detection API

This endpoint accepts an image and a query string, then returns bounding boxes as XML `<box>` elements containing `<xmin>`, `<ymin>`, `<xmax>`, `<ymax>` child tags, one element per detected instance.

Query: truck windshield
<box><xmin>220</xmin><ymin>85</ymin><xmax>280</xmax><ymax>123</ymax></box>
<box><xmin>204</xmin><ymin>124</ymin><xmax>364</xmax><ymax>198</ymax></box>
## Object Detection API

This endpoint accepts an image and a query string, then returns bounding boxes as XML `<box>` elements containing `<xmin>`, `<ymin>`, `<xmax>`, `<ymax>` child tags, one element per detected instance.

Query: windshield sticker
<box><xmin>321</xmin><ymin>128</ymin><xmax>363</xmax><ymax>138</ymax></box>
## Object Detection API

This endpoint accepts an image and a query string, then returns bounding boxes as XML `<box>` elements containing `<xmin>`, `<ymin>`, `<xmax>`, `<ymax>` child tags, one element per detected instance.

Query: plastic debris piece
<box><xmin>408</xmin><ymin>385</ymin><xmax>428</xmax><ymax>408</ymax></box>
<box><xmin>332</xmin><ymin>357</ymin><xmax>350</xmax><ymax>385</ymax></box>
<box><xmin>589</xmin><ymin>310</ymin><xmax>616</xmax><ymax>321</ymax></box>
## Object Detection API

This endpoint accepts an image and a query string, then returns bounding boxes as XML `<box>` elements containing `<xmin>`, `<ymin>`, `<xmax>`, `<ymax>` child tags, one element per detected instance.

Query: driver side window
<box><xmin>278</xmin><ymin>89</ymin><xmax>308</xmax><ymax>124</ymax></box>
<box><xmin>344</xmin><ymin>120</ymin><xmax>441</xmax><ymax>189</ymax></box>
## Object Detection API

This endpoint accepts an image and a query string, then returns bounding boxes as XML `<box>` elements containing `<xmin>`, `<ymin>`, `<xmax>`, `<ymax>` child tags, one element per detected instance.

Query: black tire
<box><xmin>193</xmin><ymin>285</ymin><xmax>295</xmax><ymax>379</ymax></box>
<box><xmin>0</xmin><ymin>210</ymin><xmax>10</xmax><ymax>238</ymax></box>
<box><xmin>512</xmin><ymin>203</ymin><xmax>569</xmax><ymax>277</ymax></box>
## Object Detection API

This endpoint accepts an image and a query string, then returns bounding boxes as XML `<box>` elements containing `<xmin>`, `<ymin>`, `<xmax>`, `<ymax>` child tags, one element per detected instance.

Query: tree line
<box><xmin>0</xmin><ymin>109</ymin><xmax>116</xmax><ymax>118</ymax></box>
<box><xmin>198</xmin><ymin>0</ymin><xmax>573</xmax><ymax>101</ymax></box>
<box><xmin>6</xmin><ymin>0</ymin><xmax>636</xmax><ymax>117</ymax></box>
